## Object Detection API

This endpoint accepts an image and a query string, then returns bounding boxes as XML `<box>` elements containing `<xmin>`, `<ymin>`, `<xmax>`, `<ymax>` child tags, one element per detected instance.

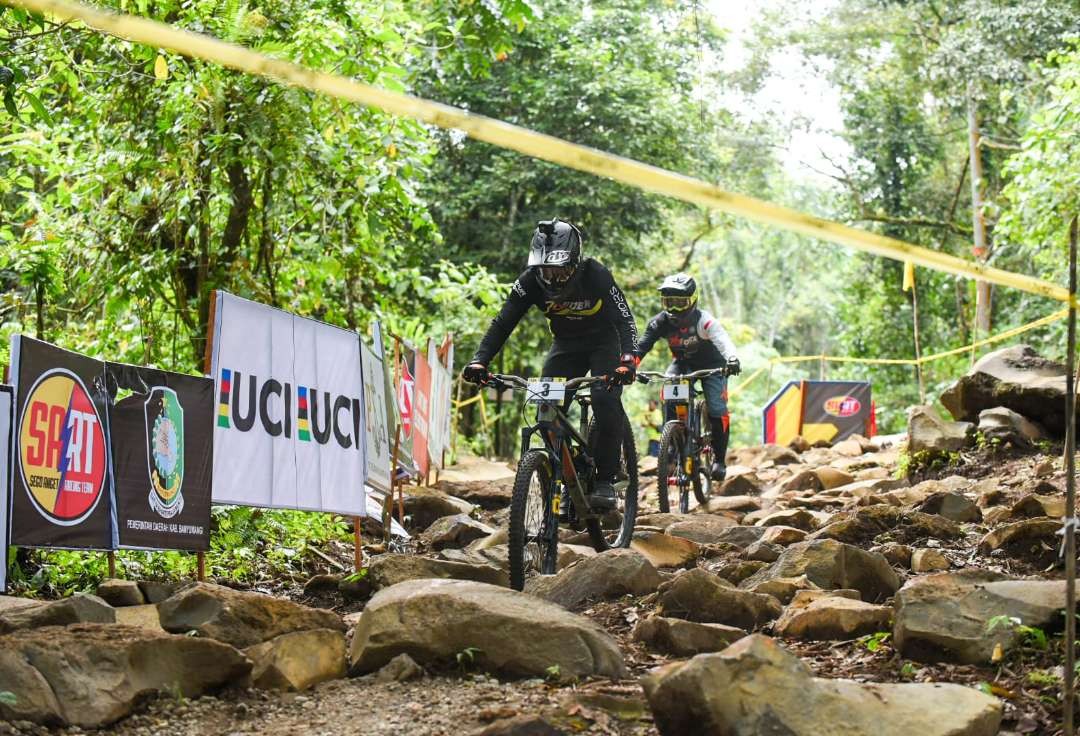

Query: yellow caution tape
<box><xmin>7</xmin><ymin>0</ymin><xmax>1072</xmax><ymax>305</ymax></box>
<box><xmin>726</xmin><ymin>309</ymin><xmax>1068</xmax><ymax>397</ymax></box>
<box><xmin>452</xmin><ymin>394</ymin><xmax>483</xmax><ymax>409</ymax></box>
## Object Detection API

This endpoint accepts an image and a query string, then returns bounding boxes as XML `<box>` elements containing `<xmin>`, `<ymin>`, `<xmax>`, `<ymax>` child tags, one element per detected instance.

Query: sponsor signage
<box><xmin>413</xmin><ymin>346</ymin><xmax>432</xmax><ymax>478</ymax></box>
<box><xmin>0</xmin><ymin>385</ymin><xmax>12</xmax><ymax>590</ymax></box>
<box><xmin>107</xmin><ymin>363</ymin><xmax>213</xmax><ymax>551</ymax></box>
<box><xmin>360</xmin><ymin>339</ymin><xmax>392</xmax><ymax>493</ymax></box>
<box><xmin>210</xmin><ymin>291</ymin><xmax>368</xmax><ymax>515</ymax></box>
<box><xmin>763</xmin><ymin>379</ymin><xmax>874</xmax><ymax>445</ymax></box>
<box><xmin>9</xmin><ymin>336</ymin><xmax>112</xmax><ymax>549</ymax></box>
<box><xmin>427</xmin><ymin>338</ymin><xmax>453</xmax><ymax>470</ymax></box>
<box><xmin>394</xmin><ymin>345</ymin><xmax>417</xmax><ymax>474</ymax></box>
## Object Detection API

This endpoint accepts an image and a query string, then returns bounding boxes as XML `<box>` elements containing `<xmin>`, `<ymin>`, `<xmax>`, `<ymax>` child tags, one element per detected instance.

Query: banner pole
<box><xmin>107</xmin><ymin>551</ymin><xmax>116</xmax><ymax>578</ymax></box>
<box><xmin>1064</xmin><ymin>215</ymin><xmax>1078</xmax><ymax>736</ymax></box>
<box><xmin>352</xmin><ymin>516</ymin><xmax>362</xmax><ymax>571</ymax></box>
<box><xmin>196</xmin><ymin>289</ymin><xmax>219</xmax><ymax>583</ymax></box>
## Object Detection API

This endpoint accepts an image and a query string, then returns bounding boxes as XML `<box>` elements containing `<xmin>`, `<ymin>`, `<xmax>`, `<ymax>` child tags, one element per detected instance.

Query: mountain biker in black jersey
<box><xmin>462</xmin><ymin>219</ymin><xmax>638</xmax><ymax>509</ymax></box>
<box><xmin>634</xmin><ymin>273</ymin><xmax>741</xmax><ymax>482</ymax></box>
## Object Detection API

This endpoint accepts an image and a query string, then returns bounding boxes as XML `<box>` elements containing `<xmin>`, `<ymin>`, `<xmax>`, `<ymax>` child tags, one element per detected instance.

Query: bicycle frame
<box><xmin>494</xmin><ymin>375</ymin><xmax>607</xmax><ymax>522</ymax></box>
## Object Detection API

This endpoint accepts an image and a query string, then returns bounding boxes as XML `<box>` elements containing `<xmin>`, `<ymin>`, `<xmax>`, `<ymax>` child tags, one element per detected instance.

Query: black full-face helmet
<box><xmin>529</xmin><ymin>219</ymin><xmax>582</xmax><ymax>295</ymax></box>
<box><xmin>659</xmin><ymin>272</ymin><xmax>698</xmax><ymax>316</ymax></box>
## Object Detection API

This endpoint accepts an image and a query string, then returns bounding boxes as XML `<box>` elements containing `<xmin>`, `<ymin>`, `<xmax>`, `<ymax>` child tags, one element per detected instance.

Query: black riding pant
<box><xmin>542</xmin><ymin>338</ymin><xmax>623</xmax><ymax>479</ymax></box>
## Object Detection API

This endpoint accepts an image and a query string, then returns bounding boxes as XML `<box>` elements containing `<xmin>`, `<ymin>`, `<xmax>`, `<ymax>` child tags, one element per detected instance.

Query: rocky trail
<box><xmin>1</xmin><ymin>345</ymin><xmax>1078</xmax><ymax>736</ymax></box>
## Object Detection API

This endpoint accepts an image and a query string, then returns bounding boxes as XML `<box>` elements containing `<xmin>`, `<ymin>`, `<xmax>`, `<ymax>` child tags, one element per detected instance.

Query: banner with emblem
<box><xmin>8</xmin><ymin>336</ymin><xmax>113</xmax><ymax>550</ymax></box>
<box><xmin>0</xmin><ymin>385</ymin><xmax>13</xmax><ymax>591</ymax></box>
<box><xmin>106</xmin><ymin>363</ymin><xmax>213</xmax><ymax>551</ymax></box>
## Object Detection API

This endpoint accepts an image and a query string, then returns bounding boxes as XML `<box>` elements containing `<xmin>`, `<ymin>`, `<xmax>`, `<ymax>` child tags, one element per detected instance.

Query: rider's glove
<box><xmin>726</xmin><ymin>357</ymin><xmax>741</xmax><ymax>376</ymax></box>
<box><xmin>610</xmin><ymin>353</ymin><xmax>638</xmax><ymax>386</ymax></box>
<box><xmin>462</xmin><ymin>362</ymin><xmax>490</xmax><ymax>384</ymax></box>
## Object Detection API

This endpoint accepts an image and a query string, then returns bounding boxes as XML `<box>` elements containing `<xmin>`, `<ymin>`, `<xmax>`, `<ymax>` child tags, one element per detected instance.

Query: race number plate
<box><xmin>527</xmin><ymin>379</ymin><xmax>567</xmax><ymax>403</ymax></box>
<box><xmin>662</xmin><ymin>382</ymin><xmax>690</xmax><ymax>401</ymax></box>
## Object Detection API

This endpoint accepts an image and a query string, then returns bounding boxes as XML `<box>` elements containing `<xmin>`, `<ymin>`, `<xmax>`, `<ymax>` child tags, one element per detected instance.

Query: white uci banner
<box><xmin>210</xmin><ymin>292</ymin><xmax>368</xmax><ymax>515</ymax></box>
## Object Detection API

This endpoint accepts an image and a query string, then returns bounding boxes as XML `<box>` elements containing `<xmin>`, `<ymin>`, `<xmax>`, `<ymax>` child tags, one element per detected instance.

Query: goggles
<box><xmin>539</xmin><ymin>264</ymin><xmax>575</xmax><ymax>285</ymax></box>
<box><xmin>661</xmin><ymin>294</ymin><xmax>694</xmax><ymax>312</ymax></box>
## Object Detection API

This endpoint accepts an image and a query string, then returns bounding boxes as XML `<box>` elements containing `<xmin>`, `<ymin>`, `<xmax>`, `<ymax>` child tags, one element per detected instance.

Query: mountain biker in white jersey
<box><xmin>634</xmin><ymin>273</ymin><xmax>740</xmax><ymax>481</ymax></box>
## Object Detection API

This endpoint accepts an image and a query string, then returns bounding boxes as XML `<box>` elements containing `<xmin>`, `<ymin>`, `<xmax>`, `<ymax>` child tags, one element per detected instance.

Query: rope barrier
<box><xmin>725</xmin><ymin>308</ymin><xmax>1067</xmax><ymax>398</ymax></box>
<box><xmin>5</xmin><ymin>0</ymin><xmax>1072</xmax><ymax>305</ymax></box>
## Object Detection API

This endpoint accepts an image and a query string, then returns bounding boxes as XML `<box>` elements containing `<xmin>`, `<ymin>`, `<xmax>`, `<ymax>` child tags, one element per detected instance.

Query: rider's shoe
<box><xmin>710</xmin><ymin>462</ymin><xmax>727</xmax><ymax>482</ymax></box>
<box><xmin>588</xmin><ymin>479</ymin><xmax>618</xmax><ymax>510</ymax></box>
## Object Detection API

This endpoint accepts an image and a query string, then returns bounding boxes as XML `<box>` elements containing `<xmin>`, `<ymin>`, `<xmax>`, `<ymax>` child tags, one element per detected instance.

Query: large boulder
<box><xmin>525</xmin><ymin>549</ymin><xmax>662</xmax><ymax>609</ymax></box>
<box><xmin>774</xmin><ymin>590</ymin><xmax>892</xmax><ymax>640</ymax></box>
<box><xmin>642</xmin><ymin>635</ymin><xmax>1001</xmax><ymax>736</ymax></box>
<box><xmin>907</xmin><ymin>405</ymin><xmax>973</xmax><ymax>454</ymax></box>
<box><xmin>977</xmin><ymin>406</ymin><xmax>1048</xmax><ymax>447</ymax></box>
<box><xmin>348</xmin><ymin>579</ymin><xmax>626</xmax><ymax>680</ymax></box>
<box><xmin>632</xmin><ymin>615</ymin><xmax>746</xmax><ymax>656</ymax></box>
<box><xmin>419</xmin><ymin>513</ymin><xmax>495</xmax><ymax>550</ymax></box>
<box><xmin>433</xmin><ymin>478</ymin><xmax>513</xmax><ymax>510</ymax></box>
<box><xmin>918</xmin><ymin>492</ymin><xmax>981</xmax><ymax>523</ymax></box>
<box><xmin>740</xmin><ymin>539</ymin><xmax>900</xmax><ymax>602</ymax></box>
<box><xmin>0</xmin><ymin>594</ymin><xmax>114</xmax><ymax>634</ymax></box>
<box><xmin>368</xmin><ymin>553</ymin><xmax>509</xmax><ymax>589</ymax></box>
<box><xmin>401</xmin><ymin>489</ymin><xmax>475</xmax><ymax>530</ymax></box>
<box><xmin>666</xmin><ymin>515</ymin><xmax>739</xmax><ymax>544</ymax></box>
<box><xmin>894</xmin><ymin>570</ymin><xmax>1067</xmax><ymax>664</ymax></box>
<box><xmin>0</xmin><ymin>623</ymin><xmax>251</xmax><ymax>728</ymax></box>
<box><xmin>95</xmin><ymin>579</ymin><xmax>145</xmax><ymax>607</ymax></box>
<box><xmin>657</xmin><ymin>569</ymin><xmax>782</xmax><ymax>629</ymax></box>
<box><xmin>630</xmin><ymin>531</ymin><xmax>701</xmax><ymax>568</ymax></box>
<box><xmin>940</xmin><ymin>345</ymin><xmax>1071</xmax><ymax>434</ymax></box>
<box><xmin>157</xmin><ymin>582</ymin><xmax>344</xmax><ymax>648</ymax></box>
<box><xmin>244</xmin><ymin>628</ymin><xmax>346</xmax><ymax>691</ymax></box>
<box><xmin>977</xmin><ymin>517</ymin><xmax>1060</xmax><ymax>555</ymax></box>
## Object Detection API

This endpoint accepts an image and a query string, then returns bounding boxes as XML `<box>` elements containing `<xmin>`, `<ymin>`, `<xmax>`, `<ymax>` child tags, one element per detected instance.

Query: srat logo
<box><xmin>824</xmin><ymin>395</ymin><xmax>861</xmax><ymax>417</ymax></box>
<box><xmin>18</xmin><ymin>369</ymin><xmax>107</xmax><ymax>526</ymax></box>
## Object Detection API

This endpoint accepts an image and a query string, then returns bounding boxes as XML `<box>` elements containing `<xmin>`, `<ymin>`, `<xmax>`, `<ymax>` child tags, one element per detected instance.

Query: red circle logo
<box><xmin>18</xmin><ymin>369</ymin><xmax>107</xmax><ymax>526</ymax></box>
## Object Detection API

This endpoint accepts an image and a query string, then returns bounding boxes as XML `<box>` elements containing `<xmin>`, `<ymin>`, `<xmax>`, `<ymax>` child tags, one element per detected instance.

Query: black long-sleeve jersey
<box><xmin>635</xmin><ymin>308</ymin><xmax>738</xmax><ymax>370</ymax></box>
<box><xmin>470</xmin><ymin>259</ymin><xmax>638</xmax><ymax>365</ymax></box>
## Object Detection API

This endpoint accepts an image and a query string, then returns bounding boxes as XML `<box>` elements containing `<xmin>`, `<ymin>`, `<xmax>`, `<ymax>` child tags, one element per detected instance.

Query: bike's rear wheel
<box><xmin>656</xmin><ymin>420</ymin><xmax>686</xmax><ymax>514</ymax></box>
<box><xmin>509</xmin><ymin>450</ymin><xmax>557</xmax><ymax>591</ymax></box>
<box><xmin>693</xmin><ymin>400</ymin><xmax>713</xmax><ymax>505</ymax></box>
<box><xmin>586</xmin><ymin>410</ymin><xmax>639</xmax><ymax>550</ymax></box>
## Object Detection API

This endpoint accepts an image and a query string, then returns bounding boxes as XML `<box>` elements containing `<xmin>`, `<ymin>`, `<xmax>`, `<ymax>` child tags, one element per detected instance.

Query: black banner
<box><xmin>801</xmin><ymin>380</ymin><xmax>873</xmax><ymax>442</ymax></box>
<box><xmin>10</xmin><ymin>336</ymin><xmax>112</xmax><ymax>549</ymax></box>
<box><xmin>107</xmin><ymin>363</ymin><xmax>213</xmax><ymax>551</ymax></box>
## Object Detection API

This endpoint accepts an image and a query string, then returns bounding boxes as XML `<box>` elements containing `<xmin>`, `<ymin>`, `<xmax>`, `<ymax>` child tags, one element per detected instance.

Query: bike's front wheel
<box><xmin>656</xmin><ymin>420</ymin><xmax>686</xmax><ymax>514</ymax></box>
<box><xmin>586</xmin><ymin>410</ymin><xmax>639</xmax><ymax>551</ymax></box>
<box><xmin>508</xmin><ymin>450</ymin><xmax>558</xmax><ymax>591</ymax></box>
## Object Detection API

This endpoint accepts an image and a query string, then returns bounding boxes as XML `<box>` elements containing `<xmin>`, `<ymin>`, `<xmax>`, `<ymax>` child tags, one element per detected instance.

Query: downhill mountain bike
<box><xmin>639</xmin><ymin>366</ymin><xmax>731</xmax><ymax>514</ymax></box>
<box><xmin>482</xmin><ymin>373</ymin><xmax>639</xmax><ymax>591</ymax></box>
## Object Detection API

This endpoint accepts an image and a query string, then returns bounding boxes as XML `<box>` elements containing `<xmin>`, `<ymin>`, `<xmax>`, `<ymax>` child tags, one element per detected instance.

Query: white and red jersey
<box><xmin>635</xmin><ymin>308</ymin><xmax>737</xmax><ymax>369</ymax></box>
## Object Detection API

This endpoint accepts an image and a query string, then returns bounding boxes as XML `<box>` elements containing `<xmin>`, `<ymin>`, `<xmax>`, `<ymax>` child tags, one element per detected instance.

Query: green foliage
<box><xmin>860</xmin><ymin>631</ymin><xmax>891</xmax><ymax>652</ymax></box>
<box><xmin>544</xmin><ymin>663</ymin><xmax>561</xmax><ymax>682</ymax></box>
<box><xmin>8</xmin><ymin>506</ymin><xmax>353</xmax><ymax>597</ymax></box>
<box><xmin>455</xmin><ymin>646</ymin><xmax>483</xmax><ymax>672</ymax></box>
<box><xmin>986</xmin><ymin>614</ymin><xmax>1048</xmax><ymax>650</ymax></box>
<box><xmin>0</xmin><ymin>692</ymin><xmax>17</xmax><ymax>707</ymax></box>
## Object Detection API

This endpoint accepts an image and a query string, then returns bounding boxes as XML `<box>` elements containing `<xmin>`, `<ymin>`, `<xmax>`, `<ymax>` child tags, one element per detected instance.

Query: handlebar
<box><xmin>485</xmin><ymin>373</ymin><xmax>611</xmax><ymax>391</ymax></box>
<box><xmin>637</xmin><ymin>366</ymin><xmax>730</xmax><ymax>384</ymax></box>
